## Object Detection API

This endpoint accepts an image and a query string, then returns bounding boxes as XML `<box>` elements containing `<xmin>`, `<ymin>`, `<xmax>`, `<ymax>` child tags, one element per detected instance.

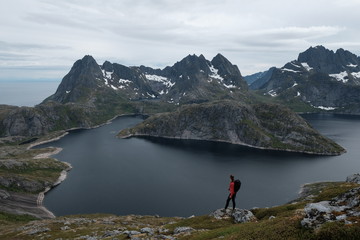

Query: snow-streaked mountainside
<box><xmin>249</xmin><ymin>46</ymin><xmax>360</xmax><ymax>114</ymax></box>
<box><xmin>46</xmin><ymin>53</ymin><xmax>248</xmax><ymax>105</ymax></box>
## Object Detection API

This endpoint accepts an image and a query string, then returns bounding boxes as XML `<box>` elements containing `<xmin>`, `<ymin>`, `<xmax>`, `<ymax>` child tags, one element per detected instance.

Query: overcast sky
<box><xmin>1</xmin><ymin>0</ymin><xmax>360</xmax><ymax>80</ymax></box>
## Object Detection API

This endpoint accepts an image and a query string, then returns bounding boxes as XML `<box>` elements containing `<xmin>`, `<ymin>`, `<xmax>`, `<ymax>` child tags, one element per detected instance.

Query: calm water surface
<box><xmin>38</xmin><ymin>114</ymin><xmax>360</xmax><ymax>217</ymax></box>
<box><xmin>0</xmin><ymin>81</ymin><xmax>60</xmax><ymax>106</ymax></box>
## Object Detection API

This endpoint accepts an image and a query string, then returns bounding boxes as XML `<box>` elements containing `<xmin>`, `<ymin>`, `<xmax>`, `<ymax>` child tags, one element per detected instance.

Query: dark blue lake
<box><xmin>38</xmin><ymin>113</ymin><xmax>360</xmax><ymax>217</ymax></box>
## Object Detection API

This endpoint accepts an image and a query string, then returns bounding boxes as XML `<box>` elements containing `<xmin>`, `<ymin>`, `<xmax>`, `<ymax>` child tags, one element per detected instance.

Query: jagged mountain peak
<box><xmin>211</xmin><ymin>53</ymin><xmax>230</xmax><ymax>64</ymax></box>
<box><xmin>102</xmin><ymin>60</ymin><xmax>113</xmax><ymax>72</ymax></box>
<box><xmin>178</xmin><ymin>54</ymin><xmax>208</xmax><ymax>65</ymax></box>
<box><xmin>77</xmin><ymin>55</ymin><xmax>99</xmax><ymax>68</ymax></box>
<box><xmin>297</xmin><ymin>46</ymin><xmax>360</xmax><ymax>74</ymax></box>
<box><xmin>171</xmin><ymin>53</ymin><xmax>211</xmax><ymax>76</ymax></box>
<box><xmin>211</xmin><ymin>53</ymin><xmax>242</xmax><ymax>76</ymax></box>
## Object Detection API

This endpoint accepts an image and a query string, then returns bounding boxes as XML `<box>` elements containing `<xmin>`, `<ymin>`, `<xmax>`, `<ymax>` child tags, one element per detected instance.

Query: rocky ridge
<box><xmin>118</xmin><ymin>100</ymin><xmax>345</xmax><ymax>155</ymax></box>
<box><xmin>249</xmin><ymin>46</ymin><xmax>360</xmax><ymax>114</ymax></box>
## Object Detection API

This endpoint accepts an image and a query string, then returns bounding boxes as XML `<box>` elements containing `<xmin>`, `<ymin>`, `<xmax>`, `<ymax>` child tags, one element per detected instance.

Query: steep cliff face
<box><xmin>46</xmin><ymin>55</ymin><xmax>104</xmax><ymax>103</ymax></box>
<box><xmin>0</xmin><ymin>102</ymin><xmax>97</xmax><ymax>137</ymax></box>
<box><xmin>118</xmin><ymin>100</ymin><xmax>345</xmax><ymax>155</ymax></box>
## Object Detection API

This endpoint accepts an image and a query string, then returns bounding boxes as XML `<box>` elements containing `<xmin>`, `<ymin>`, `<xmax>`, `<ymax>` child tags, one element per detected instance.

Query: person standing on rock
<box><xmin>224</xmin><ymin>174</ymin><xmax>237</xmax><ymax>210</ymax></box>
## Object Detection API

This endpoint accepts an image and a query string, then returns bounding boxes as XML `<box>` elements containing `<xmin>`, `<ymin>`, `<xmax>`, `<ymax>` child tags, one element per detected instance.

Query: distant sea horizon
<box><xmin>0</xmin><ymin>80</ymin><xmax>60</xmax><ymax>107</ymax></box>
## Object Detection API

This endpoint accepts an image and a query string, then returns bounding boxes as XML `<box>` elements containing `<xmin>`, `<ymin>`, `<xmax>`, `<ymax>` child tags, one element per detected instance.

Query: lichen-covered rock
<box><xmin>301</xmin><ymin>187</ymin><xmax>360</xmax><ymax>228</ymax></box>
<box><xmin>346</xmin><ymin>173</ymin><xmax>360</xmax><ymax>184</ymax></box>
<box><xmin>174</xmin><ymin>226</ymin><xmax>195</xmax><ymax>234</ymax></box>
<box><xmin>210</xmin><ymin>208</ymin><xmax>256</xmax><ymax>223</ymax></box>
<box><xmin>140</xmin><ymin>227</ymin><xmax>155</xmax><ymax>235</ymax></box>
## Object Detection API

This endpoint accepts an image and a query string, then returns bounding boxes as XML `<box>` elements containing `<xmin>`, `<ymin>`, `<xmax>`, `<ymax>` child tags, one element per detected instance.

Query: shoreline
<box><xmin>24</xmin><ymin>113</ymin><xmax>143</xmax><ymax>219</ymax></box>
<box><xmin>119</xmin><ymin>133</ymin><xmax>346</xmax><ymax>156</ymax></box>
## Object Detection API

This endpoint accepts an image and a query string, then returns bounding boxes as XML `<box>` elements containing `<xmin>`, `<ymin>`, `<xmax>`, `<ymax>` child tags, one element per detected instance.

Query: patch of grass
<box><xmin>0</xmin><ymin>211</ymin><xmax>37</xmax><ymax>224</ymax></box>
<box><xmin>313</xmin><ymin>182</ymin><xmax>359</xmax><ymax>202</ymax></box>
<box><xmin>310</xmin><ymin>222</ymin><xmax>360</xmax><ymax>240</ymax></box>
<box><xmin>166</xmin><ymin>215</ymin><xmax>233</xmax><ymax>232</ymax></box>
<box><xmin>184</xmin><ymin>217</ymin><xmax>312</xmax><ymax>240</ymax></box>
<box><xmin>252</xmin><ymin>203</ymin><xmax>305</xmax><ymax>220</ymax></box>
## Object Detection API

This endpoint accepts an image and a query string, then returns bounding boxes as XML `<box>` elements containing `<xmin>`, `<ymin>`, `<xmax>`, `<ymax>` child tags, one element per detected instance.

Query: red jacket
<box><xmin>229</xmin><ymin>181</ymin><xmax>235</xmax><ymax>198</ymax></box>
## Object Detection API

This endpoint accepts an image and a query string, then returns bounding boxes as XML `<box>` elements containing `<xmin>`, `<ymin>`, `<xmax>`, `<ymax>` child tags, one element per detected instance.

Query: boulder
<box><xmin>301</xmin><ymin>187</ymin><xmax>360</xmax><ymax>228</ymax></box>
<box><xmin>174</xmin><ymin>226</ymin><xmax>194</xmax><ymax>234</ymax></box>
<box><xmin>346</xmin><ymin>173</ymin><xmax>360</xmax><ymax>184</ymax></box>
<box><xmin>210</xmin><ymin>208</ymin><xmax>256</xmax><ymax>223</ymax></box>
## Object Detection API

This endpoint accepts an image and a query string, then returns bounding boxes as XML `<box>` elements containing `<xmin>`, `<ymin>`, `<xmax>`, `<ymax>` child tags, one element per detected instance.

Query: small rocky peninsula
<box><xmin>118</xmin><ymin>100</ymin><xmax>345</xmax><ymax>155</ymax></box>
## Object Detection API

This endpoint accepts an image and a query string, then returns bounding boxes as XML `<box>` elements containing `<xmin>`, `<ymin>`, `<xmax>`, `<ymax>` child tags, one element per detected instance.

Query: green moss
<box><xmin>313</xmin><ymin>182</ymin><xmax>359</xmax><ymax>202</ymax></box>
<box><xmin>166</xmin><ymin>215</ymin><xmax>233</xmax><ymax>232</ymax></box>
<box><xmin>0</xmin><ymin>211</ymin><xmax>37</xmax><ymax>223</ymax></box>
<box><xmin>184</xmin><ymin>217</ymin><xmax>310</xmax><ymax>240</ymax></box>
<box><xmin>312</xmin><ymin>222</ymin><xmax>360</xmax><ymax>240</ymax></box>
<box><xmin>252</xmin><ymin>203</ymin><xmax>306</xmax><ymax>220</ymax></box>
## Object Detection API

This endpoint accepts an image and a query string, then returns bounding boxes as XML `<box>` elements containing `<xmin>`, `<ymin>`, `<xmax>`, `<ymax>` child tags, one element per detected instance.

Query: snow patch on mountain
<box><xmin>301</xmin><ymin>62</ymin><xmax>313</xmax><ymax>71</ymax></box>
<box><xmin>223</xmin><ymin>83</ymin><xmax>237</xmax><ymax>89</ymax></box>
<box><xmin>351</xmin><ymin>71</ymin><xmax>360</xmax><ymax>78</ymax></box>
<box><xmin>281</xmin><ymin>68</ymin><xmax>301</xmax><ymax>73</ymax></box>
<box><xmin>291</xmin><ymin>82</ymin><xmax>298</xmax><ymax>88</ymax></box>
<box><xmin>267</xmin><ymin>89</ymin><xmax>278</xmax><ymax>97</ymax></box>
<box><xmin>329</xmin><ymin>71</ymin><xmax>348</xmax><ymax>83</ymax></box>
<box><xmin>291</xmin><ymin>62</ymin><xmax>302</xmax><ymax>68</ymax></box>
<box><xmin>102</xmin><ymin>70</ymin><xmax>113</xmax><ymax>79</ymax></box>
<box><xmin>145</xmin><ymin>74</ymin><xmax>175</xmax><ymax>89</ymax></box>
<box><xmin>313</xmin><ymin>106</ymin><xmax>337</xmax><ymax>111</ymax></box>
<box><xmin>208</xmin><ymin>65</ymin><xmax>224</xmax><ymax>81</ymax></box>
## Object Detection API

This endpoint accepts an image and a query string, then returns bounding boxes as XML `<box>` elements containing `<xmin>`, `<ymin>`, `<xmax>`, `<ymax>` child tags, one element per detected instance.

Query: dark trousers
<box><xmin>225</xmin><ymin>193</ymin><xmax>236</xmax><ymax>209</ymax></box>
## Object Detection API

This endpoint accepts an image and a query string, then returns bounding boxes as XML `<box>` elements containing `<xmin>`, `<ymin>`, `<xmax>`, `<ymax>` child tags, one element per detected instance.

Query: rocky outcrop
<box><xmin>346</xmin><ymin>173</ymin><xmax>360</xmax><ymax>184</ymax></box>
<box><xmin>301</xmin><ymin>187</ymin><xmax>360</xmax><ymax>228</ymax></box>
<box><xmin>0</xmin><ymin>102</ymin><xmax>98</xmax><ymax>137</ymax></box>
<box><xmin>119</xmin><ymin>100</ymin><xmax>345</xmax><ymax>155</ymax></box>
<box><xmin>210</xmin><ymin>208</ymin><xmax>256</xmax><ymax>223</ymax></box>
<box><xmin>0</xmin><ymin>190</ymin><xmax>55</xmax><ymax>219</ymax></box>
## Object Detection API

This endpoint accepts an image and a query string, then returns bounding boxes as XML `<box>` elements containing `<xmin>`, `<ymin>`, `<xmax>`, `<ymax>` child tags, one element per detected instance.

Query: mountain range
<box><xmin>0</xmin><ymin>53</ymin><xmax>249</xmax><ymax>138</ymax></box>
<box><xmin>0</xmin><ymin>46</ymin><xmax>359</xmax><ymax>148</ymax></box>
<box><xmin>247</xmin><ymin>46</ymin><xmax>360</xmax><ymax>113</ymax></box>
<box><xmin>46</xmin><ymin>53</ymin><xmax>248</xmax><ymax>105</ymax></box>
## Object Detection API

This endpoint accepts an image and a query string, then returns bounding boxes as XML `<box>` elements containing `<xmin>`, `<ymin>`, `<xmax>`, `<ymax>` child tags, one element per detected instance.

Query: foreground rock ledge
<box><xmin>118</xmin><ymin>100</ymin><xmax>345</xmax><ymax>155</ymax></box>
<box><xmin>210</xmin><ymin>208</ymin><xmax>257</xmax><ymax>223</ymax></box>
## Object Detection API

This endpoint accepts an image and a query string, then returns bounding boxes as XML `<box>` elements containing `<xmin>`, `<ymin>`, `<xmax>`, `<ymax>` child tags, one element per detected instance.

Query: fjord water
<box><xmin>38</xmin><ymin>114</ymin><xmax>360</xmax><ymax>217</ymax></box>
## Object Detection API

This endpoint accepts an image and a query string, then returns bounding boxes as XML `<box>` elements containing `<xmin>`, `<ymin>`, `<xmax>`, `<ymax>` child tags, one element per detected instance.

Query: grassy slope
<box><xmin>0</xmin><ymin>133</ymin><xmax>69</xmax><ymax>194</ymax></box>
<box><xmin>0</xmin><ymin>181</ymin><xmax>359</xmax><ymax>240</ymax></box>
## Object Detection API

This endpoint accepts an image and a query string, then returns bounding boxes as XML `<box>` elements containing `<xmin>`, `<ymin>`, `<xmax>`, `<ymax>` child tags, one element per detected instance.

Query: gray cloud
<box><xmin>0</xmin><ymin>0</ymin><xmax>359</xmax><ymax>77</ymax></box>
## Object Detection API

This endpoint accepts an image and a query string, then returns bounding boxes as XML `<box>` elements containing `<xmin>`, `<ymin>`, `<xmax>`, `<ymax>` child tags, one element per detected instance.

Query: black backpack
<box><xmin>234</xmin><ymin>179</ymin><xmax>241</xmax><ymax>193</ymax></box>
